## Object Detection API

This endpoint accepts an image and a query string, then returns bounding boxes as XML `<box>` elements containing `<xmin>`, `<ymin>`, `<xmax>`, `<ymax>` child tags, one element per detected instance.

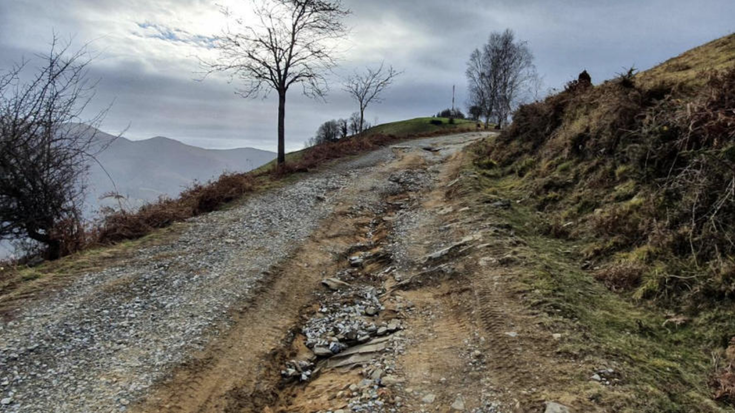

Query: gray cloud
<box><xmin>1</xmin><ymin>0</ymin><xmax>734</xmax><ymax>152</ymax></box>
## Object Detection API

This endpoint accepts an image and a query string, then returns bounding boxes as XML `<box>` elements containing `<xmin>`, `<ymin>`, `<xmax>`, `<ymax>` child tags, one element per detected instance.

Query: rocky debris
<box><xmin>281</xmin><ymin>360</ymin><xmax>316</xmax><ymax>382</ymax></box>
<box><xmin>388</xmin><ymin>170</ymin><xmax>431</xmax><ymax>193</ymax></box>
<box><xmin>302</xmin><ymin>286</ymin><xmax>389</xmax><ymax>351</ymax></box>
<box><xmin>545</xmin><ymin>401</ymin><xmax>571</xmax><ymax>413</ymax></box>
<box><xmin>591</xmin><ymin>368</ymin><xmax>619</xmax><ymax>386</ymax></box>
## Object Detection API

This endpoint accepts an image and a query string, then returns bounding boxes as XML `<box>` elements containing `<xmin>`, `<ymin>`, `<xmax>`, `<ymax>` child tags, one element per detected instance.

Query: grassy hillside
<box><xmin>361</xmin><ymin>117</ymin><xmax>480</xmax><ymax>137</ymax></box>
<box><xmin>470</xmin><ymin>33</ymin><xmax>735</xmax><ymax>410</ymax></box>
<box><xmin>638</xmin><ymin>33</ymin><xmax>735</xmax><ymax>90</ymax></box>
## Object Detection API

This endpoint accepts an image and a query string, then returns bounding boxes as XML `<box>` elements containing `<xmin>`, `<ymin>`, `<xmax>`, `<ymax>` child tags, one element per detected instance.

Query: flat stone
<box><xmin>365</xmin><ymin>307</ymin><xmax>379</xmax><ymax>316</ymax></box>
<box><xmin>505</xmin><ymin>332</ymin><xmax>518</xmax><ymax>338</ymax></box>
<box><xmin>545</xmin><ymin>401</ymin><xmax>571</xmax><ymax>413</ymax></box>
<box><xmin>451</xmin><ymin>395</ymin><xmax>466</xmax><ymax>411</ymax></box>
<box><xmin>387</xmin><ymin>321</ymin><xmax>400</xmax><ymax>332</ymax></box>
<box><xmin>381</xmin><ymin>375</ymin><xmax>404</xmax><ymax>386</ymax></box>
<box><xmin>422</xmin><ymin>393</ymin><xmax>436</xmax><ymax>404</ymax></box>
<box><xmin>371</xmin><ymin>368</ymin><xmax>384</xmax><ymax>380</ymax></box>
<box><xmin>313</xmin><ymin>346</ymin><xmax>333</xmax><ymax>357</ymax></box>
<box><xmin>377</xmin><ymin>327</ymin><xmax>388</xmax><ymax>336</ymax></box>
<box><xmin>322</xmin><ymin>278</ymin><xmax>351</xmax><ymax>291</ymax></box>
<box><xmin>1</xmin><ymin>398</ymin><xmax>11</xmax><ymax>405</ymax></box>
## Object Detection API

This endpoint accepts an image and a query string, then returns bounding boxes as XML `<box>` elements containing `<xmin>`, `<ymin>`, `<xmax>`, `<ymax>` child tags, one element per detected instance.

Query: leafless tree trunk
<box><xmin>344</xmin><ymin>63</ymin><xmax>401</xmax><ymax>133</ymax></box>
<box><xmin>204</xmin><ymin>0</ymin><xmax>350</xmax><ymax>165</ymax></box>
<box><xmin>0</xmin><ymin>37</ymin><xmax>108</xmax><ymax>259</ymax></box>
<box><xmin>466</xmin><ymin>29</ymin><xmax>537</xmax><ymax>128</ymax></box>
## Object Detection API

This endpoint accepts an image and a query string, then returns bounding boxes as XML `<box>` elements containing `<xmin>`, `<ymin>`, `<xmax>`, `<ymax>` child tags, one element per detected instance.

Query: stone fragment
<box><xmin>313</xmin><ymin>346</ymin><xmax>333</xmax><ymax>357</ymax></box>
<box><xmin>422</xmin><ymin>393</ymin><xmax>436</xmax><ymax>404</ymax></box>
<box><xmin>545</xmin><ymin>401</ymin><xmax>571</xmax><ymax>413</ymax></box>
<box><xmin>451</xmin><ymin>395</ymin><xmax>466</xmax><ymax>411</ymax></box>
<box><xmin>321</xmin><ymin>278</ymin><xmax>351</xmax><ymax>291</ymax></box>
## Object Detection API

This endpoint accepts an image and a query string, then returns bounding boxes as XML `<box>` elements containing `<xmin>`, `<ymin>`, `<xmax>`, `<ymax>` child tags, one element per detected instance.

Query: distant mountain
<box><xmin>81</xmin><ymin>125</ymin><xmax>276</xmax><ymax>214</ymax></box>
<box><xmin>0</xmin><ymin>126</ymin><xmax>275</xmax><ymax>260</ymax></box>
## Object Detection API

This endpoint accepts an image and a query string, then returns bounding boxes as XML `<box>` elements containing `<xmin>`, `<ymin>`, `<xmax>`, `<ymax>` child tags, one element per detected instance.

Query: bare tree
<box><xmin>466</xmin><ymin>29</ymin><xmax>537</xmax><ymax>128</ymax></box>
<box><xmin>348</xmin><ymin>112</ymin><xmax>361</xmax><ymax>135</ymax></box>
<box><xmin>344</xmin><ymin>63</ymin><xmax>401</xmax><ymax>133</ymax></box>
<box><xmin>337</xmin><ymin>118</ymin><xmax>348</xmax><ymax>139</ymax></box>
<box><xmin>0</xmin><ymin>38</ymin><xmax>106</xmax><ymax>259</ymax></box>
<box><xmin>205</xmin><ymin>0</ymin><xmax>350</xmax><ymax>165</ymax></box>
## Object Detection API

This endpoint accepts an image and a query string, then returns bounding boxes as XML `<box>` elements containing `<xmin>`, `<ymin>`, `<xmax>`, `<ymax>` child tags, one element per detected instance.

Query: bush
<box><xmin>429</xmin><ymin>119</ymin><xmax>444</xmax><ymax>126</ymax></box>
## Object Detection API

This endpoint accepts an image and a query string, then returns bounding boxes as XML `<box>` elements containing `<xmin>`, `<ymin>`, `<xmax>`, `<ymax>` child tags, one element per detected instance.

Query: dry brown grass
<box><xmin>638</xmin><ymin>33</ymin><xmax>735</xmax><ymax>92</ymax></box>
<box><xmin>474</xmin><ymin>46</ymin><xmax>735</xmax><ymax>306</ymax></box>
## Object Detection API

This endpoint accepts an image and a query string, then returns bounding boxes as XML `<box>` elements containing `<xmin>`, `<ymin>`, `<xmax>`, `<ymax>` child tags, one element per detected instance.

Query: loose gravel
<box><xmin>0</xmin><ymin>133</ymin><xmax>485</xmax><ymax>413</ymax></box>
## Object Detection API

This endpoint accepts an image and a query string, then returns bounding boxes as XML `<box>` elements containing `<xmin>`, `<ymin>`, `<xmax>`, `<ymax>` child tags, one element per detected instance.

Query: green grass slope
<box><xmin>361</xmin><ymin>117</ymin><xmax>480</xmax><ymax>137</ymax></box>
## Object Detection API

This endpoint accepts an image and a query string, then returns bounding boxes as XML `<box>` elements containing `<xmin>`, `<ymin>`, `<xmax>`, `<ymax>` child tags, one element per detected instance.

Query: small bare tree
<box><xmin>205</xmin><ymin>0</ymin><xmax>350</xmax><ymax>165</ymax></box>
<box><xmin>466</xmin><ymin>29</ymin><xmax>537</xmax><ymax>128</ymax></box>
<box><xmin>344</xmin><ymin>63</ymin><xmax>401</xmax><ymax>134</ymax></box>
<box><xmin>0</xmin><ymin>38</ymin><xmax>107</xmax><ymax>259</ymax></box>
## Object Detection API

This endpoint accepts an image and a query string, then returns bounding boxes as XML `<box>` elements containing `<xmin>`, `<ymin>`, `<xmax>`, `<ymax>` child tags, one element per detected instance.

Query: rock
<box><xmin>377</xmin><ymin>327</ymin><xmax>388</xmax><ymax>336</ymax></box>
<box><xmin>349</xmin><ymin>255</ymin><xmax>365</xmax><ymax>267</ymax></box>
<box><xmin>438</xmin><ymin>207</ymin><xmax>454</xmax><ymax>216</ymax></box>
<box><xmin>1</xmin><ymin>398</ymin><xmax>11</xmax><ymax>405</ymax></box>
<box><xmin>322</xmin><ymin>278</ymin><xmax>351</xmax><ymax>291</ymax></box>
<box><xmin>451</xmin><ymin>395</ymin><xmax>466</xmax><ymax>411</ymax></box>
<box><xmin>365</xmin><ymin>307</ymin><xmax>379</xmax><ymax>316</ymax></box>
<box><xmin>552</xmin><ymin>333</ymin><xmax>562</xmax><ymax>340</ymax></box>
<box><xmin>545</xmin><ymin>401</ymin><xmax>571</xmax><ymax>413</ymax></box>
<box><xmin>505</xmin><ymin>332</ymin><xmax>518</xmax><ymax>338</ymax></box>
<box><xmin>591</xmin><ymin>373</ymin><xmax>602</xmax><ymax>381</ymax></box>
<box><xmin>371</xmin><ymin>368</ymin><xmax>384</xmax><ymax>381</ymax></box>
<box><xmin>313</xmin><ymin>347</ymin><xmax>333</xmax><ymax>357</ymax></box>
<box><xmin>422</xmin><ymin>393</ymin><xmax>436</xmax><ymax>404</ymax></box>
<box><xmin>335</xmin><ymin>410</ymin><xmax>346</xmax><ymax>413</ymax></box>
<box><xmin>381</xmin><ymin>375</ymin><xmax>404</xmax><ymax>386</ymax></box>
<box><xmin>387</xmin><ymin>321</ymin><xmax>400</xmax><ymax>332</ymax></box>
<box><xmin>489</xmin><ymin>199</ymin><xmax>511</xmax><ymax>209</ymax></box>
<box><xmin>479</xmin><ymin>257</ymin><xmax>495</xmax><ymax>267</ymax></box>
<box><xmin>424</xmin><ymin>239</ymin><xmax>470</xmax><ymax>263</ymax></box>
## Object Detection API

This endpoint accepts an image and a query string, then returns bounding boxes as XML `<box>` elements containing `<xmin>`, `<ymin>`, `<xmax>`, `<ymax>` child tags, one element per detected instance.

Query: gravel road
<box><xmin>0</xmin><ymin>133</ymin><xmax>487</xmax><ymax>412</ymax></box>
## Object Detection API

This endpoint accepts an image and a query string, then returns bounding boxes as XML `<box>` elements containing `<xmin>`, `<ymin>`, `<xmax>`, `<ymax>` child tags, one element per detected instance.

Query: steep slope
<box><xmin>470</xmin><ymin>32</ymin><xmax>735</xmax><ymax>409</ymax></box>
<box><xmin>82</xmin><ymin>126</ymin><xmax>276</xmax><ymax>212</ymax></box>
<box><xmin>638</xmin><ymin>33</ymin><xmax>735</xmax><ymax>90</ymax></box>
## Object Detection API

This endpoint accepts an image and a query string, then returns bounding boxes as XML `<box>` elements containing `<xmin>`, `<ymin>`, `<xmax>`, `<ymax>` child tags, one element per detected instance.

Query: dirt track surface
<box><xmin>0</xmin><ymin>133</ymin><xmax>503</xmax><ymax>412</ymax></box>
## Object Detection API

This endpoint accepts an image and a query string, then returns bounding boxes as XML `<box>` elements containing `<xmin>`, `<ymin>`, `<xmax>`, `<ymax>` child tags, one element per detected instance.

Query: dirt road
<box><xmin>0</xmin><ymin>132</ymin><xmax>584</xmax><ymax>413</ymax></box>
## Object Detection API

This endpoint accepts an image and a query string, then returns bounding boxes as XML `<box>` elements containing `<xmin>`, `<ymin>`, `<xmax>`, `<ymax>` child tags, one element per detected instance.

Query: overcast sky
<box><xmin>1</xmin><ymin>0</ymin><xmax>733</xmax><ymax>152</ymax></box>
